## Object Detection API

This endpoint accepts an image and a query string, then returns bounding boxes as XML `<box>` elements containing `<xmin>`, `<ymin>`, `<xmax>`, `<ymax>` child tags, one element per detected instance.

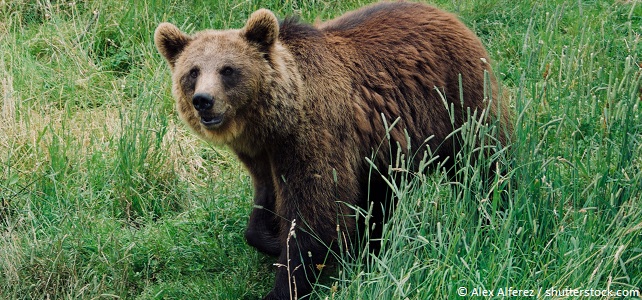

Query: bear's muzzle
<box><xmin>192</xmin><ymin>92</ymin><xmax>226</xmax><ymax>128</ymax></box>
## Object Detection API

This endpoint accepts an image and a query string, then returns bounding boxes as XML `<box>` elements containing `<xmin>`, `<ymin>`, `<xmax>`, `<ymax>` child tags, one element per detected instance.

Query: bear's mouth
<box><xmin>200</xmin><ymin>114</ymin><xmax>224</xmax><ymax>128</ymax></box>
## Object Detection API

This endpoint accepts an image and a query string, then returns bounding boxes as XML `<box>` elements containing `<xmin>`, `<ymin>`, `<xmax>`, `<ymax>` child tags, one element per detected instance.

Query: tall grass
<box><xmin>1</xmin><ymin>0</ymin><xmax>641</xmax><ymax>299</ymax></box>
<box><xmin>313</xmin><ymin>1</ymin><xmax>642</xmax><ymax>299</ymax></box>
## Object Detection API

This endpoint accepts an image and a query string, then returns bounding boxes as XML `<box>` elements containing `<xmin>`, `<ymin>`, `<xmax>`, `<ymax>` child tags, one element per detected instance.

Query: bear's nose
<box><xmin>192</xmin><ymin>93</ymin><xmax>214</xmax><ymax>112</ymax></box>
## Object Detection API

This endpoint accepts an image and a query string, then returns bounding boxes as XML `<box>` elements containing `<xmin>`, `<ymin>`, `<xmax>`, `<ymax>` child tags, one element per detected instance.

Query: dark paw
<box><xmin>261</xmin><ymin>290</ymin><xmax>284</xmax><ymax>300</ymax></box>
<box><xmin>245</xmin><ymin>228</ymin><xmax>281</xmax><ymax>256</ymax></box>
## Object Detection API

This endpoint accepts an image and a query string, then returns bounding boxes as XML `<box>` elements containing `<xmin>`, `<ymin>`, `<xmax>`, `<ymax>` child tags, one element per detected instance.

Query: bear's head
<box><xmin>154</xmin><ymin>9</ymin><xmax>281</xmax><ymax>145</ymax></box>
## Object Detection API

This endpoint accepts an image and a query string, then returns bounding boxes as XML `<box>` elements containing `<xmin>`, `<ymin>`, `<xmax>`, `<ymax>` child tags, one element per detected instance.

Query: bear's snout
<box><xmin>192</xmin><ymin>93</ymin><xmax>226</xmax><ymax>128</ymax></box>
<box><xmin>192</xmin><ymin>93</ymin><xmax>214</xmax><ymax>112</ymax></box>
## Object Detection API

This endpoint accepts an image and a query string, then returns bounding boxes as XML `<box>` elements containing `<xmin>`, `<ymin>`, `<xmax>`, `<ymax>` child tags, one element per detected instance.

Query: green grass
<box><xmin>1</xmin><ymin>0</ymin><xmax>641</xmax><ymax>299</ymax></box>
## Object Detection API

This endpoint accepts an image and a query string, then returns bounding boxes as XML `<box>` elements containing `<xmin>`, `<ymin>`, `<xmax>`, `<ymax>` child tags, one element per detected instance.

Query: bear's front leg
<box><xmin>237</xmin><ymin>153</ymin><xmax>281</xmax><ymax>256</ymax></box>
<box><xmin>263</xmin><ymin>224</ymin><xmax>323</xmax><ymax>300</ymax></box>
<box><xmin>263</xmin><ymin>163</ymin><xmax>359</xmax><ymax>300</ymax></box>
<box><xmin>246</xmin><ymin>183</ymin><xmax>281</xmax><ymax>256</ymax></box>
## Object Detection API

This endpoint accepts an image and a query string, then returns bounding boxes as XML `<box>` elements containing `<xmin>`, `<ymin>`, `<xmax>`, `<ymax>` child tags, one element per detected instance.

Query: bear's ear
<box><xmin>242</xmin><ymin>9</ymin><xmax>279</xmax><ymax>52</ymax></box>
<box><xmin>154</xmin><ymin>22</ymin><xmax>192</xmax><ymax>69</ymax></box>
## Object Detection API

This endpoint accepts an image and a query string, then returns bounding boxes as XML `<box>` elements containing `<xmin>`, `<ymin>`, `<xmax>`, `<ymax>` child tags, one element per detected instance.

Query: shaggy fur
<box><xmin>155</xmin><ymin>2</ymin><xmax>510</xmax><ymax>299</ymax></box>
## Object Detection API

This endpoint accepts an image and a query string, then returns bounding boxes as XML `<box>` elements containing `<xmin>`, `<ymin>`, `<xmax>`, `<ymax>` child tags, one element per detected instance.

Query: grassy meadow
<box><xmin>1</xmin><ymin>0</ymin><xmax>641</xmax><ymax>299</ymax></box>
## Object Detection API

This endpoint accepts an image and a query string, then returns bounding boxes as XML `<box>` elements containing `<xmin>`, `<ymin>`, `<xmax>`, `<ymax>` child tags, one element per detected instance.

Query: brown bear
<box><xmin>155</xmin><ymin>2</ymin><xmax>510</xmax><ymax>299</ymax></box>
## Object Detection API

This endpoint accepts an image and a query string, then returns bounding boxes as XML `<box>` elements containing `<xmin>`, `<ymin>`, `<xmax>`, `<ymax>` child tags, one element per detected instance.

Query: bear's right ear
<box><xmin>242</xmin><ymin>9</ymin><xmax>279</xmax><ymax>53</ymax></box>
<box><xmin>154</xmin><ymin>23</ymin><xmax>192</xmax><ymax>69</ymax></box>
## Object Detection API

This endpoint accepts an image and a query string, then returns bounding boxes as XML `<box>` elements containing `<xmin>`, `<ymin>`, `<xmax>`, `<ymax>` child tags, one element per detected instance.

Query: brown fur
<box><xmin>155</xmin><ymin>2</ymin><xmax>511</xmax><ymax>299</ymax></box>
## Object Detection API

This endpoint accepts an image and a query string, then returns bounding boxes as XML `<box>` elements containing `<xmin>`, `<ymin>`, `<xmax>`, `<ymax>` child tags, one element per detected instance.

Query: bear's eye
<box><xmin>188</xmin><ymin>68</ymin><xmax>199</xmax><ymax>79</ymax></box>
<box><xmin>220</xmin><ymin>66</ymin><xmax>235</xmax><ymax>76</ymax></box>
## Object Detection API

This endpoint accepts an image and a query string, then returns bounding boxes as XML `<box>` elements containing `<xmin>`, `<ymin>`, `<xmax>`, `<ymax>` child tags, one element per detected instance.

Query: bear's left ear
<box><xmin>242</xmin><ymin>9</ymin><xmax>279</xmax><ymax>52</ymax></box>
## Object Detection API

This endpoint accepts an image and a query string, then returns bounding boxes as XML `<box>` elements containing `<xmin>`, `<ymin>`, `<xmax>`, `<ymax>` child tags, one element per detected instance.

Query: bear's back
<box><xmin>319</xmin><ymin>2</ymin><xmax>441</xmax><ymax>33</ymax></box>
<box><xmin>277</xmin><ymin>2</ymin><xmax>507</xmax><ymax>170</ymax></box>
